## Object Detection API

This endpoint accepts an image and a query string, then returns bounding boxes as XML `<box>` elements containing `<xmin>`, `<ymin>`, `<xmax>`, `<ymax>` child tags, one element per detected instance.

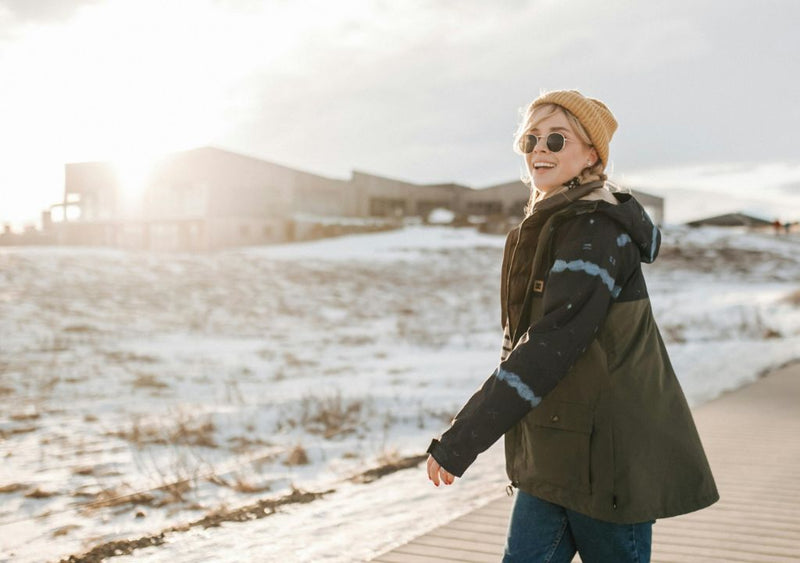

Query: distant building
<box><xmin>686</xmin><ymin>212</ymin><xmax>774</xmax><ymax>228</ymax></box>
<box><xmin>35</xmin><ymin>146</ymin><xmax>665</xmax><ymax>251</ymax></box>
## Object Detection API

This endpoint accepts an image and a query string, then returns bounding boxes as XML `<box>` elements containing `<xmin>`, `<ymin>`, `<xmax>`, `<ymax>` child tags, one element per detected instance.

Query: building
<box><xmin>39</xmin><ymin>146</ymin><xmax>666</xmax><ymax>251</ymax></box>
<box><xmin>686</xmin><ymin>212</ymin><xmax>774</xmax><ymax>228</ymax></box>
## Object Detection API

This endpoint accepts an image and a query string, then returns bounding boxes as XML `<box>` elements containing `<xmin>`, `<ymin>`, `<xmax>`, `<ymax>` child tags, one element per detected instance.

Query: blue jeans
<box><xmin>503</xmin><ymin>490</ymin><xmax>653</xmax><ymax>563</ymax></box>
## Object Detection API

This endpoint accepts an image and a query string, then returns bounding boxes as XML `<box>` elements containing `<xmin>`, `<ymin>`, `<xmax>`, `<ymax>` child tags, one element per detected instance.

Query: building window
<box><xmin>466</xmin><ymin>201</ymin><xmax>503</xmax><ymax>215</ymax></box>
<box><xmin>369</xmin><ymin>198</ymin><xmax>406</xmax><ymax>217</ymax></box>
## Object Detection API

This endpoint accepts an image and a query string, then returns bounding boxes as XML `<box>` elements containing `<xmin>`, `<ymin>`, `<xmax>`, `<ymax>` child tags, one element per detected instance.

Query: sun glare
<box><xmin>112</xmin><ymin>156</ymin><xmax>156</xmax><ymax>198</ymax></box>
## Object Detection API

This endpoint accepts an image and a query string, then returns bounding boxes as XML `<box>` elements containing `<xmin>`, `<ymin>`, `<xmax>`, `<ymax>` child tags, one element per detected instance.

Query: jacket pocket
<box><xmin>529</xmin><ymin>400</ymin><xmax>594</xmax><ymax>494</ymax></box>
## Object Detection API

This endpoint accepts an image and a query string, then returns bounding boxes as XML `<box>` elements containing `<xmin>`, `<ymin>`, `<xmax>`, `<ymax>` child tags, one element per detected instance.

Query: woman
<box><xmin>425</xmin><ymin>90</ymin><xmax>718</xmax><ymax>562</ymax></box>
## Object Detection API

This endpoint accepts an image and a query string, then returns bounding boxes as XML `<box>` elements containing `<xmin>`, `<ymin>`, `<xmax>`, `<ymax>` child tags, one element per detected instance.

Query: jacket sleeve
<box><xmin>427</xmin><ymin>214</ymin><xmax>634</xmax><ymax>477</ymax></box>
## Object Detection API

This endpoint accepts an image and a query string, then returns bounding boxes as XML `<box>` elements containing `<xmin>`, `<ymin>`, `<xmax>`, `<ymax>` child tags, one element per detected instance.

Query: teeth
<box><xmin>534</xmin><ymin>163</ymin><xmax>555</xmax><ymax>168</ymax></box>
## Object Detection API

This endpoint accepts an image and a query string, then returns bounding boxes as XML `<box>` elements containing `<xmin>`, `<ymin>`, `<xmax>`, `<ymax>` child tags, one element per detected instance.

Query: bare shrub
<box><xmin>0</xmin><ymin>426</ymin><xmax>37</xmax><ymax>439</ymax></box>
<box><xmin>155</xmin><ymin>479</ymin><xmax>192</xmax><ymax>506</ymax></box>
<box><xmin>377</xmin><ymin>447</ymin><xmax>401</xmax><ymax>465</ymax></box>
<box><xmin>283</xmin><ymin>351</ymin><xmax>318</xmax><ymax>368</ymax></box>
<box><xmin>10</xmin><ymin>410</ymin><xmax>40</xmax><ymax>421</ymax></box>
<box><xmin>227</xmin><ymin>435</ymin><xmax>274</xmax><ymax>455</ymax></box>
<box><xmin>661</xmin><ymin>324</ymin><xmax>686</xmax><ymax>343</ymax></box>
<box><xmin>104</xmin><ymin>350</ymin><xmax>159</xmax><ymax>364</ymax></box>
<box><xmin>132</xmin><ymin>373</ymin><xmax>169</xmax><ymax>389</ymax></box>
<box><xmin>781</xmin><ymin>289</ymin><xmax>800</xmax><ymax>306</ymax></box>
<box><xmin>62</xmin><ymin>324</ymin><xmax>97</xmax><ymax>333</ymax></box>
<box><xmin>52</xmin><ymin>524</ymin><xmax>81</xmax><ymax>538</ymax></box>
<box><xmin>299</xmin><ymin>391</ymin><xmax>364</xmax><ymax>439</ymax></box>
<box><xmin>173</xmin><ymin>415</ymin><xmax>217</xmax><ymax>448</ymax></box>
<box><xmin>285</xmin><ymin>444</ymin><xmax>309</xmax><ymax>466</ymax></box>
<box><xmin>109</xmin><ymin>412</ymin><xmax>217</xmax><ymax>448</ymax></box>
<box><xmin>25</xmin><ymin>487</ymin><xmax>58</xmax><ymax>499</ymax></box>
<box><xmin>0</xmin><ymin>483</ymin><xmax>27</xmax><ymax>494</ymax></box>
<box><xmin>85</xmin><ymin>486</ymin><xmax>156</xmax><ymax>512</ymax></box>
<box><xmin>229</xmin><ymin>471</ymin><xmax>271</xmax><ymax>494</ymax></box>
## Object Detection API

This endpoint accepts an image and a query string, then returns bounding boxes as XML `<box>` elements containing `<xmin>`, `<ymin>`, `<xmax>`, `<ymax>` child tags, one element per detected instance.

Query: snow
<box><xmin>0</xmin><ymin>224</ymin><xmax>798</xmax><ymax>563</ymax></box>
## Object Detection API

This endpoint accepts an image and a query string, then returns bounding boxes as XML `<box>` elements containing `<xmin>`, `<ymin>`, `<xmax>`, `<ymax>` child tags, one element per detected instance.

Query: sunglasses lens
<box><xmin>521</xmin><ymin>134</ymin><xmax>535</xmax><ymax>153</ymax></box>
<box><xmin>546</xmin><ymin>133</ymin><xmax>565</xmax><ymax>152</ymax></box>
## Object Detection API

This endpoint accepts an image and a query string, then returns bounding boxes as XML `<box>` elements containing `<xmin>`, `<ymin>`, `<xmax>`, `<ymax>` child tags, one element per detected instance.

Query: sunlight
<box><xmin>112</xmin><ymin>155</ymin><xmax>156</xmax><ymax>198</ymax></box>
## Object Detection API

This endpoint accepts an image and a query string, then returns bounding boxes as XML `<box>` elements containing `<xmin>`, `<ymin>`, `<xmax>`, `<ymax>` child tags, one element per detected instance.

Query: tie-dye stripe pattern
<box><xmin>551</xmin><ymin>259</ymin><xmax>621</xmax><ymax>298</ymax></box>
<box><xmin>650</xmin><ymin>224</ymin><xmax>658</xmax><ymax>262</ymax></box>
<box><xmin>495</xmin><ymin>366</ymin><xmax>542</xmax><ymax>407</ymax></box>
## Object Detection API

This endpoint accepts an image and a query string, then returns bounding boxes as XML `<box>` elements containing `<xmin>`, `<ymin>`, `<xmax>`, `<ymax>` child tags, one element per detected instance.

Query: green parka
<box><xmin>427</xmin><ymin>181</ymin><xmax>719</xmax><ymax>524</ymax></box>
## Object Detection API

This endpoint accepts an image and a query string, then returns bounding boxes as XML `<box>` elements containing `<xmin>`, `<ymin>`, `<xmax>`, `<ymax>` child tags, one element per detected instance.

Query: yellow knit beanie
<box><xmin>531</xmin><ymin>90</ymin><xmax>617</xmax><ymax>167</ymax></box>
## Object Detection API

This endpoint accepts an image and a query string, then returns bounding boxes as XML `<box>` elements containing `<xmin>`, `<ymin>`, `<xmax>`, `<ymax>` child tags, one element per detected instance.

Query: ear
<box><xmin>587</xmin><ymin>147</ymin><xmax>599</xmax><ymax>166</ymax></box>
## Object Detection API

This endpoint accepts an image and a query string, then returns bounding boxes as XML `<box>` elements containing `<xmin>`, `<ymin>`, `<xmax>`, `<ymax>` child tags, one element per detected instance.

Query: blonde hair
<box><xmin>513</xmin><ymin>103</ymin><xmax>607</xmax><ymax>216</ymax></box>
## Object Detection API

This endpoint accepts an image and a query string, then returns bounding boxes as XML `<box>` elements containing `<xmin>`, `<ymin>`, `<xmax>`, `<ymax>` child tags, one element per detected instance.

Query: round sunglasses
<box><xmin>519</xmin><ymin>132</ymin><xmax>570</xmax><ymax>154</ymax></box>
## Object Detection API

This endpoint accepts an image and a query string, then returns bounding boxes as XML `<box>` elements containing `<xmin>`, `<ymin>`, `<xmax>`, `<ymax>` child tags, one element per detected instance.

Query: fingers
<box><xmin>426</xmin><ymin>455</ymin><xmax>456</xmax><ymax>487</ymax></box>
<box><xmin>427</xmin><ymin>455</ymin><xmax>440</xmax><ymax>486</ymax></box>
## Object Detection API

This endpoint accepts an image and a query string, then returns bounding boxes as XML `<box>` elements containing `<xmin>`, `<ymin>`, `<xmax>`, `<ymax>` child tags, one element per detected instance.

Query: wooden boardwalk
<box><xmin>371</xmin><ymin>361</ymin><xmax>800</xmax><ymax>562</ymax></box>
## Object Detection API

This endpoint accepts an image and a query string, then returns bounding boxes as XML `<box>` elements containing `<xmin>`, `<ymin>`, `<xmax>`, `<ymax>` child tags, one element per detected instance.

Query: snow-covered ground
<box><xmin>1</xmin><ymin>224</ymin><xmax>798</xmax><ymax>563</ymax></box>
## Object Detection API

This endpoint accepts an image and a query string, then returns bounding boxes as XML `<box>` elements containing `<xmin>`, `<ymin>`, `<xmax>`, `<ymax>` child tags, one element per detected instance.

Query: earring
<box><xmin>587</xmin><ymin>161</ymin><xmax>594</xmax><ymax>166</ymax></box>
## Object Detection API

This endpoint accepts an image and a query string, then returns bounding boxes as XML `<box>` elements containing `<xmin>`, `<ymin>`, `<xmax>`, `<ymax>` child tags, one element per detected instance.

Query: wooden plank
<box><xmin>408</xmin><ymin>534</ymin><xmax>505</xmax><ymax>555</ymax></box>
<box><xmin>389</xmin><ymin>541</ymin><xmax>505</xmax><ymax>562</ymax></box>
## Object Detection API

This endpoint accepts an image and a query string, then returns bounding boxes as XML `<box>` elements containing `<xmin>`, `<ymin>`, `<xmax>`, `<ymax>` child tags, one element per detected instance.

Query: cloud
<box><xmin>2</xmin><ymin>0</ymin><xmax>800</xmax><ymax>225</ymax></box>
<box><xmin>0</xmin><ymin>0</ymin><xmax>100</xmax><ymax>23</ymax></box>
<box><xmin>777</xmin><ymin>181</ymin><xmax>800</xmax><ymax>194</ymax></box>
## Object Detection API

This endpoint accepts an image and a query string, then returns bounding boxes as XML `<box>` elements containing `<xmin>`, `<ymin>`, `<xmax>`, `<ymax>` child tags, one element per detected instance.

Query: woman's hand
<box><xmin>427</xmin><ymin>454</ymin><xmax>456</xmax><ymax>486</ymax></box>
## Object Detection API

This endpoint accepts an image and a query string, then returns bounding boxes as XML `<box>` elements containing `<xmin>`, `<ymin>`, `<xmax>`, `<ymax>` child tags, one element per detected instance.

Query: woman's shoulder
<box><xmin>553</xmin><ymin>209</ymin><xmax>634</xmax><ymax>258</ymax></box>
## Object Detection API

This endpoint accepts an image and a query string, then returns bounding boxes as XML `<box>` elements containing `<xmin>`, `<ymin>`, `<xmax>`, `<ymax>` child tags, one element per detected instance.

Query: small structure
<box><xmin>686</xmin><ymin>212</ymin><xmax>774</xmax><ymax>228</ymax></box>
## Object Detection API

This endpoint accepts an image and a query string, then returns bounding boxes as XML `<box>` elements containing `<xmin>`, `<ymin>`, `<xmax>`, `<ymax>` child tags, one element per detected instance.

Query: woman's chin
<box><xmin>533</xmin><ymin>181</ymin><xmax>556</xmax><ymax>193</ymax></box>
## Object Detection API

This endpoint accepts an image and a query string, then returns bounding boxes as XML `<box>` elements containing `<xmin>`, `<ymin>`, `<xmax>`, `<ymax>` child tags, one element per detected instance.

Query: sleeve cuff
<box><xmin>426</xmin><ymin>438</ymin><xmax>470</xmax><ymax>478</ymax></box>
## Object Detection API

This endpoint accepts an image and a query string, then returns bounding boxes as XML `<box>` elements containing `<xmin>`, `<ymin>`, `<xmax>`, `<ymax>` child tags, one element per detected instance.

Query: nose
<box><xmin>531</xmin><ymin>135</ymin><xmax>548</xmax><ymax>154</ymax></box>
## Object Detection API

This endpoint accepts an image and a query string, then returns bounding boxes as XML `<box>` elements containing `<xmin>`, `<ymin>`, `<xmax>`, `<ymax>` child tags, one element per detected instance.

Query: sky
<box><xmin>1</xmin><ymin>0</ymin><xmax>799</xmax><ymax>229</ymax></box>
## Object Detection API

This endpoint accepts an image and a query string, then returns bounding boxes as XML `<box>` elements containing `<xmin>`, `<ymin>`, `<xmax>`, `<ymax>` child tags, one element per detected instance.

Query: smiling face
<box><xmin>524</xmin><ymin>107</ymin><xmax>598</xmax><ymax>194</ymax></box>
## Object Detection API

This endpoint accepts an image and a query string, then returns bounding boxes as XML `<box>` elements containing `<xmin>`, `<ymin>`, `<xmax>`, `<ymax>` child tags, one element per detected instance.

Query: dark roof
<box><xmin>686</xmin><ymin>212</ymin><xmax>774</xmax><ymax>227</ymax></box>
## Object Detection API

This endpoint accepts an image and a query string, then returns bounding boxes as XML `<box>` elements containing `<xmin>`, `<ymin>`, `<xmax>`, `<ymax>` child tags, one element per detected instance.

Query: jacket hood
<box><xmin>595</xmin><ymin>192</ymin><xmax>661</xmax><ymax>264</ymax></box>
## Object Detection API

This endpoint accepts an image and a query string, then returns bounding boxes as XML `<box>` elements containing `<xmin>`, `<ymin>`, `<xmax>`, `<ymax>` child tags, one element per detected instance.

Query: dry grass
<box><xmin>25</xmin><ymin>487</ymin><xmax>58</xmax><ymax>499</ymax></box>
<box><xmin>51</xmin><ymin>524</ymin><xmax>81</xmax><ymax>538</ymax></box>
<box><xmin>108</xmin><ymin>413</ymin><xmax>217</xmax><ymax>448</ymax></box>
<box><xmin>62</xmin><ymin>324</ymin><xmax>98</xmax><ymax>334</ymax></box>
<box><xmin>9</xmin><ymin>410</ymin><xmax>41</xmax><ymax>421</ymax></box>
<box><xmin>284</xmin><ymin>444</ymin><xmax>310</xmax><ymax>466</ymax></box>
<box><xmin>229</xmin><ymin>472</ymin><xmax>272</xmax><ymax>494</ymax></box>
<box><xmin>299</xmin><ymin>392</ymin><xmax>364</xmax><ymax>439</ymax></box>
<box><xmin>86</xmin><ymin>486</ymin><xmax>157</xmax><ymax>511</ymax></box>
<box><xmin>227</xmin><ymin>435</ymin><xmax>274</xmax><ymax>455</ymax></box>
<box><xmin>132</xmin><ymin>373</ymin><xmax>169</xmax><ymax>389</ymax></box>
<box><xmin>781</xmin><ymin>288</ymin><xmax>800</xmax><ymax>306</ymax></box>
<box><xmin>0</xmin><ymin>425</ymin><xmax>38</xmax><ymax>439</ymax></box>
<box><xmin>104</xmin><ymin>350</ymin><xmax>160</xmax><ymax>364</ymax></box>
<box><xmin>0</xmin><ymin>482</ymin><xmax>28</xmax><ymax>494</ymax></box>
